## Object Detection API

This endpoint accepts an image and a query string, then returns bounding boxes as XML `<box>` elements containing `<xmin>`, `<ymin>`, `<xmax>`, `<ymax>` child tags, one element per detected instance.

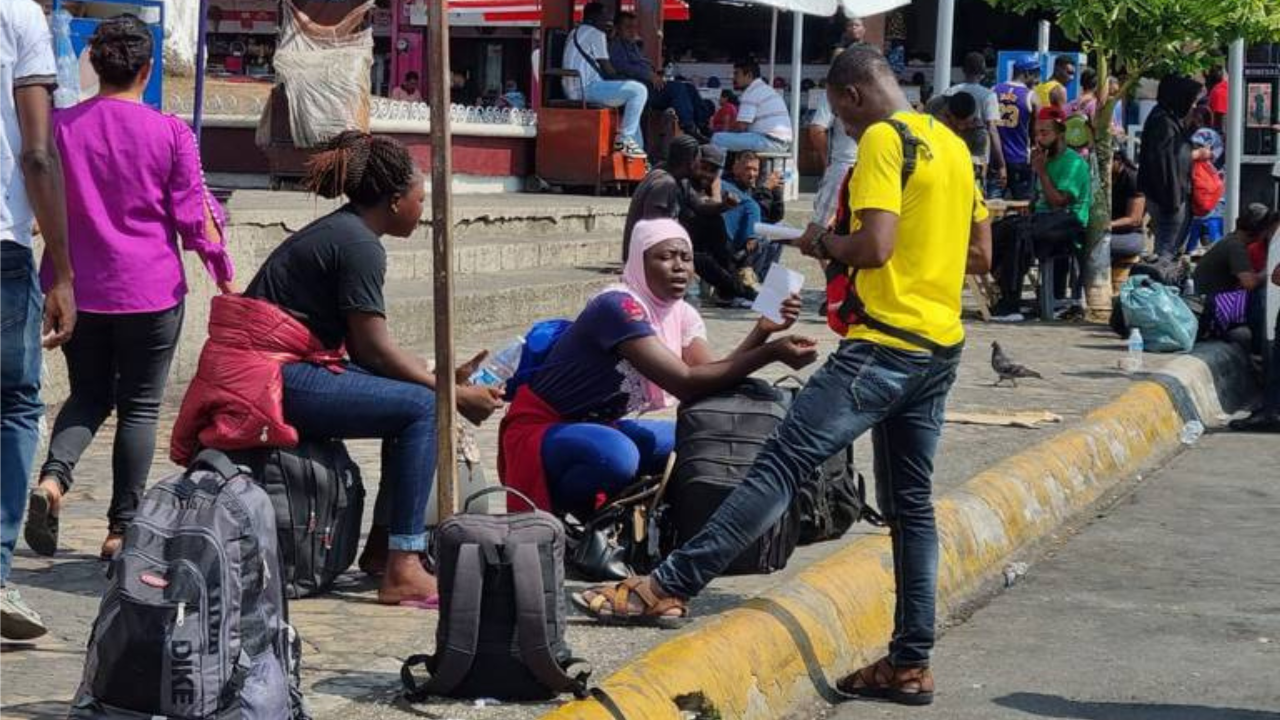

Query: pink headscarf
<box><xmin>605</xmin><ymin>218</ymin><xmax>706</xmax><ymax>411</ymax></box>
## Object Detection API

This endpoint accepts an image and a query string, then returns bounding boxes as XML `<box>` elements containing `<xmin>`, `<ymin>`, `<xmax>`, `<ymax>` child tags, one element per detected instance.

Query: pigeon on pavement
<box><xmin>991</xmin><ymin>341</ymin><xmax>1043</xmax><ymax>387</ymax></box>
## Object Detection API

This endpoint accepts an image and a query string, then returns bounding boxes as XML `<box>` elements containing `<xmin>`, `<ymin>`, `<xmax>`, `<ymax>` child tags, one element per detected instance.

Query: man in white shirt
<box><xmin>1</xmin><ymin>0</ymin><xmax>76</xmax><ymax>642</ymax></box>
<box><xmin>561</xmin><ymin>2</ymin><xmax>648</xmax><ymax>158</ymax></box>
<box><xmin>807</xmin><ymin>52</ymin><xmax>858</xmax><ymax>226</ymax></box>
<box><xmin>942</xmin><ymin>52</ymin><xmax>1006</xmax><ymax>188</ymax></box>
<box><xmin>710</xmin><ymin>59</ymin><xmax>793</xmax><ymax>155</ymax></box>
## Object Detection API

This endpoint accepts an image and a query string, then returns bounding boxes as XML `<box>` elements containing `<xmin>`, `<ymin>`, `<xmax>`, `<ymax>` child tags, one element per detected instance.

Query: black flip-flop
<box><xmin>24</xmin><ymin>487</ymin><xmax>59</xmax><ymax>557</ymax></box>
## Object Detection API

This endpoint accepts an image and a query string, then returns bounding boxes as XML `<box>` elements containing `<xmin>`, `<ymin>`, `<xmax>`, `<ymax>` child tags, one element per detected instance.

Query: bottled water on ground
<box><xmin>469</xmin><ymin>337</ymin><xmax>525</xmax><ymax>388</ymax></box>
<box><xmin>1122</xmin><ymin>328</ymin><xmax>1144</xmax><ymax>373</ymax></box>
<box><xmin>1180</xmin><ymin>420</ymin><xmax>1204</xmax><ymax>445</ymax></box>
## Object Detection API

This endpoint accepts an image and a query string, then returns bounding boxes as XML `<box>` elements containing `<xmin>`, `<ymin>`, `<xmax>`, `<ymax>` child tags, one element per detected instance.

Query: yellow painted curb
<box><xmin>541</xmin><ymin>381</ymin><xmax>1184</xmax><ymax>720</ymax></box>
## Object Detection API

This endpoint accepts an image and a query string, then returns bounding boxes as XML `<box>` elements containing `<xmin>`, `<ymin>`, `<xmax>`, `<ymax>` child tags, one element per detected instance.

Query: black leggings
<box><xmin>686</xmin><ymin>214</ymin><xmax>756</xmax><ymax>301</ymax></box>
<box><xmin>992</xmin><ymin>212</ymin><xmax>1085</xmax><ymax>314</ymax></box>
<box><xmin>41</xmin><ymin>304</ymin><xmax>183</xmax><ymax>532</ymax></box>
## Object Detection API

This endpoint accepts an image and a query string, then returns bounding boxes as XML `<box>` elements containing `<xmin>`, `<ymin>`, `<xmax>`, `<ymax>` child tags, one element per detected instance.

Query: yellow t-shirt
<box><xmin>1035</xmin><ymin>79</ymin><xmax>1064</xmax><ymax>108</ymax></box>
<box><xmin>844</xmin><ymin>111</ymin><xmax>988</xmax><ymax>351</ymax></box>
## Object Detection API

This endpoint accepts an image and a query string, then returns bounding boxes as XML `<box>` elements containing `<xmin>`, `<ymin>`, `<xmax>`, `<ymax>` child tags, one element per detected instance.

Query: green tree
<box><xmin>986</xmin><ymin>0</ymin><xmax>1280</xmax><ymax>319</ymax></box>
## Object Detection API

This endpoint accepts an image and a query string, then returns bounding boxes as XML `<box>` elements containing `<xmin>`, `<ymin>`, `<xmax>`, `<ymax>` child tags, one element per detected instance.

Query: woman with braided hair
<box><xmin>25</xmin><ymin>15</ymin><xmax>233</xmax><ymax>562</ymax></box>
<box><xmin>242</xmin><ymin>131</ymin><xmax>505</xmax><ymax>605</ymax></box>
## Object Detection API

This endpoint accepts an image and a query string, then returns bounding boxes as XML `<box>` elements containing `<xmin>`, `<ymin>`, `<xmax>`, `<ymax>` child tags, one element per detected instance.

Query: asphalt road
<box><xmin>810</xmin><ymin>432</ymin><xmax>1280</xmax><ymax>720</ymax></box>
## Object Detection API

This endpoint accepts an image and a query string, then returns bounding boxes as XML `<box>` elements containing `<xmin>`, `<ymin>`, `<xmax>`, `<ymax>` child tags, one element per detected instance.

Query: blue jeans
<box><xmin>543</xmin><ymin>419</ymin><xmax>674</xmax><ymax>518</ymax></box>
<box><xmin>710</xmin><ymin>132</ymin><xmax>791</xmax><ymax>155</ymax></box>
<box><xmin>651</xmin><ymin>80</ymin><xmax>707</xmax><ymax>133</ymax></box>
<box><xmin>583</xmin><ymin>80</ymin><xmax>648</xmax><ymax>148</ymax></box>
<box><xmin>653</xmin><ymin>340</ymin><xmax>961</xmax><ymax>668</ymax></box>
<box><xmin>1</xmin><ymin>243</ymin><xmax>44</xmax><ymax>584</ymax></box>
<box><xmin>281</xmin><ymin>362</ymin><xmax>437</xmax><ymax>552</ymax></box>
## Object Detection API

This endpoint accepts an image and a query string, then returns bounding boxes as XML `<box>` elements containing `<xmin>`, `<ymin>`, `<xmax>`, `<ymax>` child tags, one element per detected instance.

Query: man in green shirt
<box><xmin>991</xmin><ymin>106</ymin><xmax>1091</xmax><ymax>320</ymax></box>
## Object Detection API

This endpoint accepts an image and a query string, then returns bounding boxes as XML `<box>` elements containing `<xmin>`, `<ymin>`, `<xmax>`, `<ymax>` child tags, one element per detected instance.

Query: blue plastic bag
<box><xmin>1119</xmin><ymin>276</ymin><xmax>1198</xmax><ymax>353</ymax></box>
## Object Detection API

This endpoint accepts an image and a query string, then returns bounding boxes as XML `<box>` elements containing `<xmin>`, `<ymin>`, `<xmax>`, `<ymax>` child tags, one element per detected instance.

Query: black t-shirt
<box><xmin>622</xmin><ymin>168</ymin><xmax>684</xmax><ymax>259</ymax></box>
<box><xmin>1111</xmin><ymin>167</ymin><xmax>1143</xmax><ymax>233</ymax></box>
<box><xmin>244</xmin><ymin>205</ymin><xmax>387</xmax><ymax>349</ymax></box>
<box><xmin>1192</xmin><ymin>232</ymin><xmax>1254</xmax><ymax>296</ymax></box>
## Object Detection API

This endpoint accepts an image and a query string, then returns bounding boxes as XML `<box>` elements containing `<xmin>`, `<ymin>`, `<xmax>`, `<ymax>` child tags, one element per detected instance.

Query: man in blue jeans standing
<box><xmin>577</xmin><ymin>47</ymin><xmax>992</xmax><ymax>706</ymax></box>
<box><xmin>2</xmin><ymin>0</ymin><xmax>77</xmax><ymax>641</ymax></box>
<box><xmin>561</xmin><ymin>2</ymin><xmax>648</xmax><ymax>159</ymax></box>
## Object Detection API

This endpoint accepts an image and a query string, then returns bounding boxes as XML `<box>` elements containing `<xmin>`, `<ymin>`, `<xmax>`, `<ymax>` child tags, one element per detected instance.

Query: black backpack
<box><xmin>70</xmin><ymin>450</ymin><xmax>308</xmax><ymax>720</ymax></box>
<box><xmin>668</xmin><ymin>379</ymin><xmax>803</xmax><ymax>575</ymax></box>
<box><xmin>794</xmin><ymin>447</ymin><xmax>883</xmax><ymax>545</ymax></box>
<box><xmin>401</xmin><ymin>488</ymin><xmax>591</xmax><ymax>702</ymax></box>
<box><xmin>229</xmin><ymin>440</ymin><xmax>365</xmax><ymax>599</ymax></box>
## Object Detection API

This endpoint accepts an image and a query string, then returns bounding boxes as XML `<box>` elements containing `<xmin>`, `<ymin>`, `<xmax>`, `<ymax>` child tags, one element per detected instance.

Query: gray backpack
<box><xmin>400</xmin><ymin>488</ymin><xmax>591</xmax><ymax>701</ymax></box>
<box><xmin>70</xmin><ymin>450</ymin><xmax>308</xmax><ymax>720</ymax></box>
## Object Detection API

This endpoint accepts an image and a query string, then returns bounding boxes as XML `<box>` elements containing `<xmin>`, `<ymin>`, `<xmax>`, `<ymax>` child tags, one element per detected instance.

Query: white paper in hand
<box><xmin>751</xmin><ymin>263</ymin><xmax>805</xmax><ymax>324</ymax></box>
<box><xmin>754</xmin><ymin>222</ymin><xmax>804</xmax><ymax>242</ymax></box>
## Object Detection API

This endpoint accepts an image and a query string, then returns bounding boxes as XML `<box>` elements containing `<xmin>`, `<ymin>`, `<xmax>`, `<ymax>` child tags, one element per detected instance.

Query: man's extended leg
<box><xmin>652</xmin><ymin>341</ymin><xmax>928</xmax><ymax>598</ymax></box>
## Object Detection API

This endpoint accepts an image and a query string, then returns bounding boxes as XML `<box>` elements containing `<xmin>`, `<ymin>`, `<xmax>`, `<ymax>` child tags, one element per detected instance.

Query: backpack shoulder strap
<box><xmin>883</xmin><ymin>117</ymin><xmax>922</xmax><ymax>189</ymax></box>
<box><xmin>401</xmin><ymin>543</ymin><xmax>485</xmax><ymax>701</ymax></box>
<box><xmin>509</xmin><ymin>543</ymin><xmax>592</xmax><ymax>698</ymax></box>
<box><xmin>192</xmin><ymin>449</ymin><xmax>242</xmax><ymax>483</ymax></box>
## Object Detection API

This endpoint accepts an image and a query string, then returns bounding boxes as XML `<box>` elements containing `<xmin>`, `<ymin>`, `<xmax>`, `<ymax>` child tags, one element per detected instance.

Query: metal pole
<box><xmin>1037</xmin><ymin>20</ymin><xmax>1050</xmax><ymax>55</ymax></box>
<box><xmin>1225</xmin><ymin>39</ymin><xmax>1245</xmax><ymax>230</ymax></box>
<box><xmin>428</xmin><ymin>1</ymin><xmax>458</xmax><ymax>520</ymax></box>
<box><xmin>769</xmin><ymin>8</ymin><xmax>779</xmax><ymax>85</ymax></box>
<box><xmin>789</xmin><ymin>12</ymin><xmax>802</xmax><ymax>202</ymax></box>
<box><xmin>193</xmin><ymin>0</ymin><xmax>209</xmax><ymax>141</ymax></box>
<box><xmin>933</xmin><ymin>0</ymin><xmax>954</xmax><ymax>94</ymax></box>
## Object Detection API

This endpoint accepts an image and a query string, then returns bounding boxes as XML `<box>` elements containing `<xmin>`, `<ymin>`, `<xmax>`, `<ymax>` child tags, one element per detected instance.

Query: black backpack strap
<box><xmin>192</xmin><ymin>449</ymin><xmax>243</xmax><ymax>483</ymax></box>
<box><xmin>852</xmin><ymin>470</ymin><xmax>886</xmax><ymax>527</ymax></box>
<box><xmin>401</xmin><ymin>543</ymin><xmax>485</xmax><ymax>701</ymax></box>
<box><xmin>883</xmin><ymin>117</ymin><xmax>922</xmax><ymax>189</ymax></box>
<box><xmin>509</xmin><ymin>543</ymin><xmax>593</xmax><ymax>698</ymax></box>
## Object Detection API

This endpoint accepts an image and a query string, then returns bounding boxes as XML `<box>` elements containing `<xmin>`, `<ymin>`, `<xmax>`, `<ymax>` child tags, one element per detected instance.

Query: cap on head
<box><xmin>1238</xmin><ymin>203</ymin><xmax>1280</xmax><ymax>235</ymax></box>
<box><xmin>699</xmin><ymin>144</ymin><xmax>727</xmax><ymax>169</ymax></box>
<box><xmin>1014</xmin><ymin>54</ymin><xmax>1040</xmax><ymax>73</ymax></box>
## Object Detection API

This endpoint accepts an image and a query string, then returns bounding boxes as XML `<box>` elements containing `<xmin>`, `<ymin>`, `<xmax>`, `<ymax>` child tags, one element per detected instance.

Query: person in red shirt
<box><xmin>1206</xmin><ymin>67</ymin><xmax>1228</xmax><ymax>127</ymax></box>
<box><xmin>711</xmin><ymin>90</ymin><xmax>739</xmax><ymax>133</ymax></box>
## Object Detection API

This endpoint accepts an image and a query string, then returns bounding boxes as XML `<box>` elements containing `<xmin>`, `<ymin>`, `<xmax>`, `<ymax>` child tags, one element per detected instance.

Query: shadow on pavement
<box><xmin>8</xmin><ymin>556</ymin><xmax>109</xmax><ymax>599</ymax></box>
<box><xmin>995</xmin><ymin>693</ymin><xmax>1280</xmax><ymax>720</ymax></box>
<box><xmin>0</xmin><ymin>700</ymin><xmax>71</xmax><ymax>719</ymax></box>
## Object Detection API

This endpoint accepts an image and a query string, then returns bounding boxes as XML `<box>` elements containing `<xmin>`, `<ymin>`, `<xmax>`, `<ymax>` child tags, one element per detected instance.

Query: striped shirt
<box><xmin>737</xmin><ymin>78</ymin><xmax>793</xmax><ymax>142</ymax></box>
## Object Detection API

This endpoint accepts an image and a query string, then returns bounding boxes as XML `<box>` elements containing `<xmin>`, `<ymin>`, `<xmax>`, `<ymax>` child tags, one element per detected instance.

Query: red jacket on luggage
<box><xmin>170</xmin><ymin>294</ymin><xmax>345</xmax><ymax>466</ymax></box>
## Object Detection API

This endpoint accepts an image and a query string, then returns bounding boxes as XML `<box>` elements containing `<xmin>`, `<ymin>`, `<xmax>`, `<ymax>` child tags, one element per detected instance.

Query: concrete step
<box><xmin>382</xmin><ymin>264</ymin><xmax>621</xmax><ymax>346</ymax></box>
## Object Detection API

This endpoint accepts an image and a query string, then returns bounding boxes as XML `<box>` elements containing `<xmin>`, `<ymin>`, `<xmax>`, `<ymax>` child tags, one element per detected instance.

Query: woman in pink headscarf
<box><xmin>499</xmin><ymin>218</ymin><xmax>817</xmax><ymax>516</ymax></box>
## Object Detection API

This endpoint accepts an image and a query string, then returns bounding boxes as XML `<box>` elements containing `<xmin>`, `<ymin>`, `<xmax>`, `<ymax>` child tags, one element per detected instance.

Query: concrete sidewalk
<box><xmin>814</xmin><ymin>432</ymin><xmax>1280</xmax><ymax>720</ymax></box>
<box><xmin>0</xmin><ymin>312</ymin><xmax>1191</xmax><ymax>720</ymax></box>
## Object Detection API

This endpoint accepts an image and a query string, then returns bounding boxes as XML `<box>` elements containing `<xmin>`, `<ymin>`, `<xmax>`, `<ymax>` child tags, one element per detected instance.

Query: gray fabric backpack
<box><xmin>69</xmin><ymin>450</ymin><xmax>309</xmax><ymax>720</ymax></box>
<box><xmin>400</xmin><ymin>488</ymin><xmax>591</xmax><ymax>701</ymax></box>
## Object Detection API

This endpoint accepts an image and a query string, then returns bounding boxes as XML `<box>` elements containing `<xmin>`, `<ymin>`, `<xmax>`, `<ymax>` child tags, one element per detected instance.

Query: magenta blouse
<box><xmin>41</xmin><ymin>97</ymin><xmax>233</xmax><ymax>313</ymax></box>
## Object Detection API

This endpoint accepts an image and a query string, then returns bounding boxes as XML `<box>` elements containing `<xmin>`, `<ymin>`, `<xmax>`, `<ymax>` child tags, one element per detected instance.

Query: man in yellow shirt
<box><xmin>1034</xmin><ymin>55</ymin><xmax>1075</xmax><ymax>110</ymax></box>
<box><xmin>575</xmin><ymin>46</ymin><xmax>992</xmax><ymax>707</ymax></box>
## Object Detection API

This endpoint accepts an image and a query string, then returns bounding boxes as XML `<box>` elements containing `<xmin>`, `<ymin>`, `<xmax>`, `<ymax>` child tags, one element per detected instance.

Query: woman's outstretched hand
<box><xmin>457</xmin><ymin>384</ymin><xmax>505</xmax><ymax>425</ymax></box>
<box><xmin>769</xmin><ymin>335</ymin><xmax>819</xmax><ymax>370</ymax></box>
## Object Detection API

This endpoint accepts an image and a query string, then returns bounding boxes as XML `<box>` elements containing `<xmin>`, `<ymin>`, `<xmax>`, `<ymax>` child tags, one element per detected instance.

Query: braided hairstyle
<box><xmin>89</xmin><ymin>15</ymin><xmax>153</xmax><ymax>88</ymax></box>
<box><xmin>303</xmin><ymin>131</ymin><xmax>418</xmax><ymax>207</ymax></box>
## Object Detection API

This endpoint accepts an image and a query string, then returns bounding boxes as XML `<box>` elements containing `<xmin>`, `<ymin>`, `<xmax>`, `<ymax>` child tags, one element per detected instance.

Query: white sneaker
<box><xmin>615</xmin><ymin>137</ymin><xmax>647</xmax><ymax>159</ymax></box>
<box><xmin>1</xmin><ymin>586</ymin><xmax>48</xmax><ymax>641</ymax></box>
<box><xmin>991</xmin><ymin>312</ymin><xmax>1026</xmax><ymax>323</ymax></box>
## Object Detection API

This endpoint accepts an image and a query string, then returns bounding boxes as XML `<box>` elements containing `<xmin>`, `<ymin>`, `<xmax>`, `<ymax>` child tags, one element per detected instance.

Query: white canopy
<box><xmin>719</xmin><ymin>0</ymin><xmax>909</xmax><ymax>18</ymax></box>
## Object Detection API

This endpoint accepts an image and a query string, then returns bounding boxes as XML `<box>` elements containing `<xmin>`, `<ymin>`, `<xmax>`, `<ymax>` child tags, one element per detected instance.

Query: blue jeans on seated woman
<box><xmin>542</xmin><ymin>419</ymin><xmax>674</xmax><ymax>518</ymax></box>
<box><xmin>281</xmin><ymin>362</ymin><xmax>436</xmax><ymax>552</ymax></box>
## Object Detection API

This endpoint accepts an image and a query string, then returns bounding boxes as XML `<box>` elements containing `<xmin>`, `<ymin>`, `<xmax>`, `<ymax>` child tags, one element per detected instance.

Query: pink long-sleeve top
<box><xmin>41</xmin><ymin>97</ymin><xmax>233</xmax><ymax>313</ymax></box>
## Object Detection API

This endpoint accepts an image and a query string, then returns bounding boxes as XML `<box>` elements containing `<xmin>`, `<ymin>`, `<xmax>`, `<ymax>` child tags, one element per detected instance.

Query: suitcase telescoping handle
<box><xmin>462</xmin><ymin>486</ymin><xmax>540</xmax><ymax>514</ymax></box>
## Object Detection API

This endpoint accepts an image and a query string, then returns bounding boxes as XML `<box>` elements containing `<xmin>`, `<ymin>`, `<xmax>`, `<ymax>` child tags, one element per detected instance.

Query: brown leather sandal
<box><xmin>837</xmin><ymin>657</ymin><xmax>934</xmax><ymax>706</ymax></box>
<box><xmin>571</xmin><ymin>576</ymin><xmax>688</xmax><ymax>629</ymax></box>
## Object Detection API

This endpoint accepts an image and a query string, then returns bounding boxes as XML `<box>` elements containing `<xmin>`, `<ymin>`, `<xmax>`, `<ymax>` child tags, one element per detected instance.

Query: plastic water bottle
<box><xmin>1126</xmin><ymin>328</ymin><xmax>1144</xmax><ymax>373</ymax></box>
<box><xmin>51</xmin><ymin>10</ymin><xmax>81</xmax><ymax>109</ymax></box>
<box><xmin>469</xmin><ymin>336</ymin><xmax>525</xmax><ymax>388</ymax></box>
<box><xmin>1179</xmin><ymin>420</ymin><xmax>1204</xmax><ymax>445</ymax></box>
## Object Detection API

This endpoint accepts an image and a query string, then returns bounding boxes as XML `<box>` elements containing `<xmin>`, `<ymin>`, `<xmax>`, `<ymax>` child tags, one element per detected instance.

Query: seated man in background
<box><xmin>562</xmin><ymin>2</ymin><xmax>648</xmax><ymax>158</ymax></box>
<box><xmin>1109</xmin><ymin>145</ymin><xmax>1147</xmax><ymax>258</ymax></box>
<box><xmin>609</xmin><ymin>11</ymin><xmax>710</xmax><ymax>141</ymax></box>
<box><xmin>990</xmin><ymin>107</ymin><xmax>1091</xmax><ymax>322</ymax></box>
<box><xmin>391</xmin><ymin>71</ymin><xmax>422</xmax><ymax>102</ymax></box>
<box><xmin>711</xmin><ymin>59</ymin><xmax>793</xmax><ymax>155</ymax></box>
<box><xmin>682</xmin><ymin>145</ymin><xmax>757</xmax><ymax>307</ymax></box>
<box><xmin>720</xmin><ymin>151</ymin><xmax>784</xmax><ymax>284</ymax></box>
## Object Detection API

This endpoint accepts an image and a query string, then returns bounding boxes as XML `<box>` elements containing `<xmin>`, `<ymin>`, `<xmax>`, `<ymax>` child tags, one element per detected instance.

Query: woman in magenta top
<box><xmin>24</xmin><ymin>16</ymin><xmax>233</xmax><ymax>561</ymax></box>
